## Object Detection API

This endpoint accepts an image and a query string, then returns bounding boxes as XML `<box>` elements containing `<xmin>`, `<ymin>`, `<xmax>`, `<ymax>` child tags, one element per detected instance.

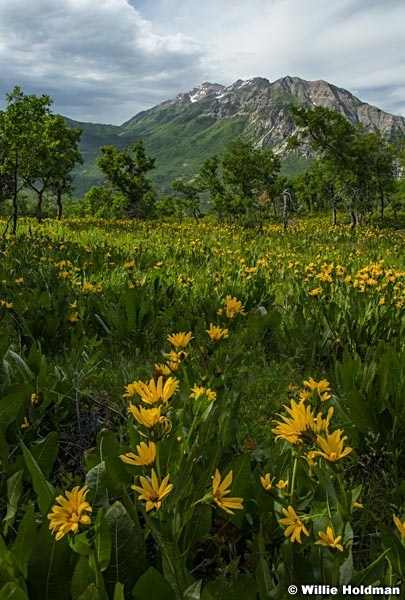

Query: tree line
<box><xmin>1</xmin><ymin>87</ymin><xmax>404</xmax><ymax>229</ymax></box>
<box><xmin>80</xmin><ymin>105</ymin><xmax>405</xmax><ymax>227</ymax></box>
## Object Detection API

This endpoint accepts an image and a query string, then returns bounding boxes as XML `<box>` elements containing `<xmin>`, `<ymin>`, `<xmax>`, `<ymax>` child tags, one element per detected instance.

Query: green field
<box><xmin>1</xmin><ymin>215</ymin><xmax>404</xmax><ymax>599</ymax></box>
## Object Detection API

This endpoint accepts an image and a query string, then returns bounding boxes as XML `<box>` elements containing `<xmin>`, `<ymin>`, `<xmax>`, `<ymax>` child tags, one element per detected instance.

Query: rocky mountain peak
<box><xmin>180</xmin><ymin>82</ymin><xmax>225</xmax><ymax>103</ymax></box>
<box><xmin>76</xmin><ymin>75</ymin><xmax>405</xmax><ymax>195</ymax></box>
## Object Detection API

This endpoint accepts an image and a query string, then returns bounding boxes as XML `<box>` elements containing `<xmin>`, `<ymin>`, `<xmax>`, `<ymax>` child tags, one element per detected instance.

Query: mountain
<box><xmin>69</xmin><ymin>76</ymin><xmax>405</xmax><ymax>196</ymax></box>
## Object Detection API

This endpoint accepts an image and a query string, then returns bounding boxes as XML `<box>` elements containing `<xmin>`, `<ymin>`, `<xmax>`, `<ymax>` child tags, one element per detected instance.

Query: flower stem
<box><xmin>290</xmin><ymin>455</ymin><xmax>298</xmax><ymax>505</ymax></box>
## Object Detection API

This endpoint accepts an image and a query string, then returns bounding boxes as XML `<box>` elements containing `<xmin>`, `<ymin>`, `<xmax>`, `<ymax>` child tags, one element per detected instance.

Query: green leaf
<box><xmin>381</xmin><ymin>525</ymin><xmax>405</xmax><ymax>577</ymax></box>
<box><xmin>21</xmin><ymin>442</ymin><xmax>55</xmax><ymax>517</ymax></box>
<box><xmin>183</xmin><ymin>580</ymin><xmax>202</xmax><ymax>600</ymax></box>
<box><xmin>113</xmin><ymin>582</ymin><xmax>125</xmax><ymax>600</ymax></box>
<box><xmin>312</xmin><ymin>465</ymin><xmax>338</xmax><ymax>500</ymax></box>
<box><xmin>0</xmin><ymin>391</ymin><xmax>27</xmax><ymax>428</ymax></box>
<box><xmin>70</xmin><ymin>556</ymin><xmax>96</xmax><ymax>600</ymax></box>
<box><xmin>349</xmin><ymin>549</ymin><xmax>389</xmax><ymax>586</ymax></box>
<box><xmin>10</xmin><ymin>505</ymin><xmax>37</xmax><ymax>578</ymax></box>
<box><xmin>0</xmin><ymin>583</ymin><xmax>29</xmax><ymax>600</ymax></box>
<box><xmin>201</xmin><ymin>573</ymin><xmax>258</xmax><ymax>600</ymax></box>
<box><xmin>27</xmin><ymin>520</ymin><xmax>72</xmax><ymax>600</ymax></box>
<box><xmin>85</xmin><ymin>461</ymin><xmax>109</xmax><ymax>511</ymax></box>
<box><xmin>132</xmin><ymin>567</ymin><xmax>176</xmax><ymax>600</ymax></box>
<box><xmin>4</xmin><ymin>471</ymin><xmax>23</xmax><ymax>524</ymax></box>
<box><xmin>226</xmin><ymin>454</ymin><xmax>251</xmax><ymax>497</ymax></box>
<box><xmin>95</xmin><ymin>510</ymin><xmax>111</xmax><ymax>572</ymax></box>
<box><xmin>146</xmin><ymin>517</ymin><xmax>193</xmax><ymax>596</ymax></box>
<box><xmin>76</xmin><ymin>584</ymin><xmax>102</xmax><ymax>600</ymax></box>
<box><xmin>255</xmin><ymin>556</ymin><xmax>274</xmax><ymax>600</ymax></box>
<box><xmin>181</xmin><ymin>504</ymin><xmax>211</xmax><ymax>555</ymax></box>
<box><xmin>103</xmin><ymin>501</ymin><xmax>148</xmax><ymax>598</ymax></box>
<box><xmin>30</xmin><ymin>432</ymin><xmax>59</xmax><ymax>479</ymax></box>
<box><xmin>254</xmin><ymin>528</ymin><xmax>275</xmax><ymax>599</ymax></box>
<box><xmin>0</xmin><ymin>430</ymin><xmax>10</xmax><ymax>477</ymax></box>
<box><xmin>7</xmin><ymin>351</ymin><xmax>33</xmax><ymax>381</ymax></box>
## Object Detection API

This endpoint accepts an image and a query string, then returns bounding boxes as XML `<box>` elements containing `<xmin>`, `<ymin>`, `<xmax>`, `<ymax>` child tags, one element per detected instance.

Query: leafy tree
<box><xmin>97</xmin><ymin>141</ymin><xmax>157</xmax><ymax>219</ymax></box>
<box><xmin>47</xmin><ymin>115</ymin><xmax>83</xmax><ymax>219</ymax></box>
<box><xmin>290</xmin><ymin>105</ymin><xmax>397</xmax><ymax>225</ymax></box>
<box><xmin>196</xmin><ymin>155</ymin><xmax>227</xmax><ymax>221</ymax></box>
<box><xmin>79</xmin><ymin>186</ymin><xmax>127</xmax><ymax>219</ymax></box>
<box><xmin>22</xmin><ymin>113</ymin><xmax>82</xmax><ymax>222</ymax></box>
<box><xmin>155</xmin><ymin>194</ymin><xmax>185</xmax><ymax>220</ymax></box>
<box><xmin>0</xmin><ymin>87</ymin><xmax>82</xmax><ymax>229</ymax></box>
<box><xmin>171</xmin><ymin>179</ymin><xmax>201</xmax><ymax>222</ymax></box>
<box><xmin>0</xmin><ymin>86</ymin><xmax>52</xmax><ymax>232</ymax></box>
<box><xmin>222</xmin><ymin>138</ymin><xmax>281</xmax><ymax>213</ymax></box>
<box><xmin>292</xmin><ymin>161</ymin><xmax>341</xmax><ymax>223</ymax></box>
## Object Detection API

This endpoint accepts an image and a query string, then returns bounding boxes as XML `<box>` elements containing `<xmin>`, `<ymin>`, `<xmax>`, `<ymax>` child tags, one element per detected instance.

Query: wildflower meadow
<box><xmin>0</xmin><ymin>215</ymin><xmax>405</xmax><ymax>599</ymax></box>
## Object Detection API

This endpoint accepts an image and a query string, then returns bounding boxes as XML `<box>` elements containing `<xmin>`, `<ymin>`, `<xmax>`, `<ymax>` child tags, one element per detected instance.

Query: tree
<box><xmin>80</xmin><ymin>186</ymin><xmax>127</xmax><ymax>219</ymax></box>
<box><xmin>292</xmin><ymin>161</ymin><xmax>341</xmax><ymax>223</ymax></box>
<box><xmin>97</xmin><ymin>141</ymin><xmax>156</xmax><ymax>219</ymax></box>
<box><xmin>0</xmin><ymin>86</ymin><xmax>52</xmax><ymax>232</ymax></box>
<box><xmin>222</xmin><ymin>138</ymin><xmax>281</xmax><ymax>213</ymax></box>
<box><xmin>171</xmin><ymin>179</ymin><xmax>201</xmax><ymax>222</ymax></box>
<box><xmin>22</xmin><ymin>114</ymin><xmax>82</xmax><ymax>222</ymax></box>
<box><xmin>47</xmin><ymin>115</ymin><xmax>83</xmax><ymax>219</ymax></box>
<box><xmin>196</xmin><ymin>155</ymin><xmax>227</xmax><ymax>221</ymax></box>
<box><xmin>290</xmin><ymin>105</ymin><xmax>397</xmax><ymax>225</ymax></box>
<box><xmin>0</xmin><ymin>87</ymin><xmax>82</xmax><ymax>229</ymax></box>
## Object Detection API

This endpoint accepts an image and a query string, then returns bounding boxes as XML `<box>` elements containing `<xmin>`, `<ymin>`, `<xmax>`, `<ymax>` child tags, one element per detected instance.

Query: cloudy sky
<box><xmin>0</xmin><ymin>0</ymin><xmax>404</xmax><ymax>124</ymax></box>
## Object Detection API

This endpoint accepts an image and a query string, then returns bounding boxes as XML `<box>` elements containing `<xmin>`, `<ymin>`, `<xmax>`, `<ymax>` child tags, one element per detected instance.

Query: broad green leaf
<box><xmin>350</xmin><ymin>549</ymin><xmax>389</xmax><ymax>586</ymax></box>
<box><xmin>4</xmin><ymin>471</ymin><xmax>23</xmax><ymax>524</ymax></box>
<box><xmin>132</xmin><ymin>567</ymin><xmax>175</xmax><ymax>600</ymax></box>
<box><xmin>21</xmin><ymin>442</ymin><xmax>55</xmax><ymax>517</ymax></box>
<box><xmin>255</xmin><ymin>557</ymin><xmax>274</xmax><ymax>600</ymax></box>
<box><xmin>7</xmin><ymin>351</ymin><xmax>33</xmax><ymax>381</ymax></box>
<box><xmin>181</xmin><ymin>504</ymin><xmax>211</xmax><ymax>555</ymax></box>
<box><xmin>70</xmin><ymin>556</ymin><xmax>96</xmax><ymax>600</ymax></box>
<box><xmin>103</xmin><ymin>501</ymin><xmax>148</xmax><ymax>598</ymax></box>
<box><xmin>0</xmin><ymin>430</ymin><xmax>10</xmax><ymax>477</ymax></box>
<box><xmin>30</xmin><ymin>432</ymin><xmax>59</xmax><ymax>479</ymax></box>
<box><xmin>147</xmin><ymin>517</ymin><xmax>193</xmax><ymax>596</ymax></box>
<box><xmin>10</xmin><ymin>505</ymin><xmax>37</xmax><ymax>578</ymax></box>
<box><xmin>254</xmin><ymin>528</ymin><xmax>275</xmax><ymax>599</ymax></box>
<box><xmin>201</xmin><ymin>573</ymin><xmax>258</xmax><ymax>600</ymax></box>
<box><xmin>76</xmin><ymin>584</ymin><xmax>102</xmax><ymax>600</ymax></box>
<box><xmin>95</xmin><ymin>510</ymin><xmax>111</xmax><ymax>572</ymax></box>
<box><xmin>0</xmin><ymin>583</ymin><xmax>29</xmax><ymax>600</ymax></box>
<box><xmin>85</xmin><ymin>461</ymin><xmax>109</xmax><ymax>511</ymax></box>
<box><xmin>183</xmin><ymin>580</ymin><xmax>202</xmax><ymax>600</ymax></box>
<box><xmin>0</xmin><ymin>391</ymin><xmax>27</xmax><ymax>428</ymax></box>
<box><xmin>27</xmin><ymin>520</ymin><xmax>72</xmax><ymax>600</ymax></box>
<box><xmin>381</xmin><ymin>525</ymin><xmax>405</xmax><ymax>577</ymax></box>
<box><xmin>113</xmin><ymin>582</ymin><xmax>125</xmax><ymax>600</ymax></box>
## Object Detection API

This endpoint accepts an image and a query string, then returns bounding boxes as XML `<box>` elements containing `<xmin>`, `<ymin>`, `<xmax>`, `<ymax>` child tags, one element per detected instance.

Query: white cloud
<box><xmin>142</xmin><ymin>0</ymin><xmax>405</xmax><ymax>116</ymax></box>
<box><xmin>0</xmin><ymin>0</ymin><xmax>404</xmax><ymax>122</ymax></box>
<box><xmin>0</xmin><ymin>0</ymin><xmax>205</xmax><ymax>123</ymax></box>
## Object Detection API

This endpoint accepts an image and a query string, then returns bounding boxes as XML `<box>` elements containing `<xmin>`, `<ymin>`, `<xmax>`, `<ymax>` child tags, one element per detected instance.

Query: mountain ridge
<box><xmin>69</xmin><ymin>76</ymin><xmax>405</xmax><ymax>196</ymax></box>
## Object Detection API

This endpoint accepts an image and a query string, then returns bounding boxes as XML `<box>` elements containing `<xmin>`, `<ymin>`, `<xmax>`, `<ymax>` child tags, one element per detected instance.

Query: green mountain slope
<box><xmin>66</xmin><ymin>76</ymin><xmax>405</xmax><ymax>197</ymax></box>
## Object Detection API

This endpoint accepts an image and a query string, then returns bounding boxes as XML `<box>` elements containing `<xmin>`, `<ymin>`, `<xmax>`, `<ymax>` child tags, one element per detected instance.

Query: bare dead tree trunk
<box><xmin>282</xmin><ymin>189</ymin><xmax>291</xmax><ymax>231</ymax></box>
<box><xmin>57</xmin><ymin>190</ymin><xmax>63</xmax><ymax>219</ymax></box>
<box><xmin>332</xmin><ymin>197</ymin><xmax>337</xmax><ymax>225</ymax></box>
<box><xmin>12</xmin><ymin>162</ymin><xmax>18</xmax><ymax>235</ymax></box>
<box><xmin>36</xmin><ymin>189</ymin><xmax>44</xmax><ymax>223</ymax></box>
<box><xmin>350</xmin><ymin>210</ymin><xmax>357</xmax><ymax>230</ymax></box>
